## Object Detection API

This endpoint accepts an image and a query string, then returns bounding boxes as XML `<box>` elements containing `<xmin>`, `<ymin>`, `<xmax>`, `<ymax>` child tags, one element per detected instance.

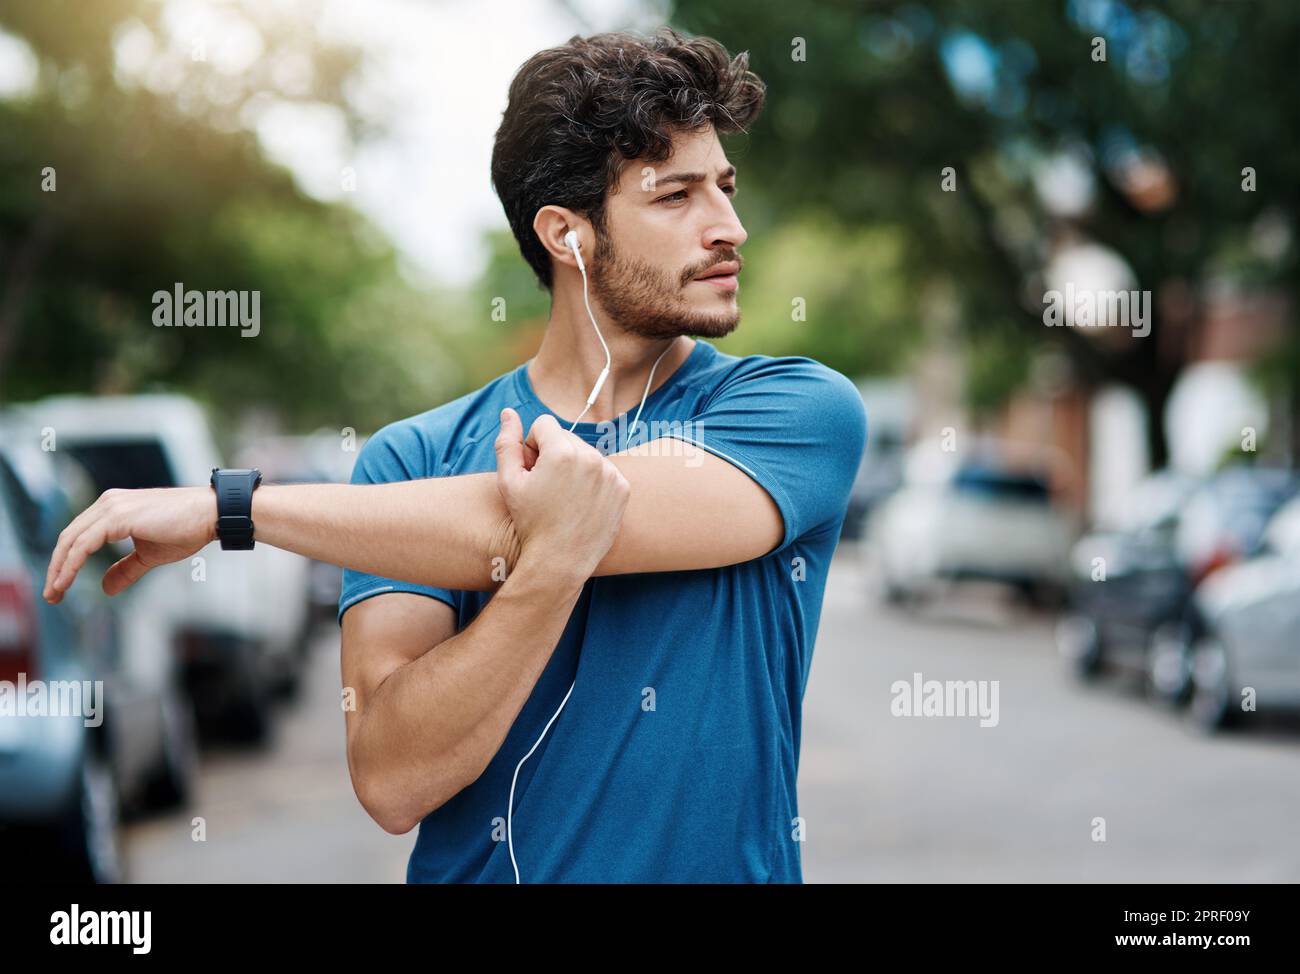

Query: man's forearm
<box><xmin>349</xmin><ymin>553</ymin><xmax>587</xmax><ymax>833</ymax></box>
<box><xmin>247</xmin><ymin>442</ymin><xmax>780</xmax><ymax>590</ymax></box>
<box><xmin>252</xmin><ymin>476</ymin><xmax>519</xmax><ymax>590</ymax></box>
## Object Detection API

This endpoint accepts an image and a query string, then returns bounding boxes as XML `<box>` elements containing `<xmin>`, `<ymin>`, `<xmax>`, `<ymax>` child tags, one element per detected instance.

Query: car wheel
<box><xmin>272</xmin><ymin>619</ymin><xmax>316</xmax><ymax>703</ymax></box>
<box><xmin>141</xmin><ymin>682</ymin><xmax>199</xmax><ymax>810</ymax></box>
<box><xmin>1029</xmin><ymin>582</ymin><xmax>1067</xmax><ymax>612</ymax></box>
<box><xmin>225</xmin><ymin>639</ymin><xmax>275</xmax><ymax>746</ymax></box>
<box><xmin>1147</xmin><ymin>621</ymin><xmax>1193</xmax><ymax>704</ymax></box>
<box><xmin>56</xmin><ymin>744</ymin><xmax>126</xmax><ymax>884</ymax></box>
<box><xmin>1188</xmin><ymin>637</ymin><xmax>1237</xmax><ymax>732</ymax></box>
<box><xmin>882</xmin><ymin>578</ymin><xmax>909</xmax><ymax>605</ymax></box>
<box><xmin>270</xmin><ymin>656</ymin><xmax>302</xmax><ymax>702</ymax></box>
<box><xmin>1056</xmin><ymin>614</ymin><xmax>1103</xmax><ymax>680</ymax></box>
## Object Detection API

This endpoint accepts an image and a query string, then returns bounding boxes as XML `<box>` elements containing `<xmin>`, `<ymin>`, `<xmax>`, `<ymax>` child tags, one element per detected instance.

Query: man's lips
<box><xmin>693</xmin><ymin>261</ymin><xmax>740</xmax><ymax>289</ymax></box>
<box><xmin>697</xmin><ymin>274</ymin><xmax>738</xmax><ymax>290</ymax></box>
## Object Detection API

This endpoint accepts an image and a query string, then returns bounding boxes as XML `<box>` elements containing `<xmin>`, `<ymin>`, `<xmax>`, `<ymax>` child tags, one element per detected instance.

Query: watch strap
<box><xmin>210</xmin><ymin>468</ymin><xmax>262</xmax><ymax>550</ymax></box>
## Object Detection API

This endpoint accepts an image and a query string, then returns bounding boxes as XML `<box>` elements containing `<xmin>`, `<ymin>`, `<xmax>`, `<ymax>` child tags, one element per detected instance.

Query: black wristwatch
<box><xmin>210</xmin><ymin>468</ymin><xmax>263</xmax><ymax>550</ymax></box>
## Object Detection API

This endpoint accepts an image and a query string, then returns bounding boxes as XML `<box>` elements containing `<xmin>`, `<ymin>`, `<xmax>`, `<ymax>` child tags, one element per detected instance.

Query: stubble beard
<box><xmin>587</xmin><ymin>232</ymin><xmax>741</xmax><ymax>340</ymax></box>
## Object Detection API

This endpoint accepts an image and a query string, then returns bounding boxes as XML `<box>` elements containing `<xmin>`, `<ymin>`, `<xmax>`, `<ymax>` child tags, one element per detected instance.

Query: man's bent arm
<box><xmin>344</xmin><ymin>552</ymin><xmax>585</xmax><ymax>834</ymax></box>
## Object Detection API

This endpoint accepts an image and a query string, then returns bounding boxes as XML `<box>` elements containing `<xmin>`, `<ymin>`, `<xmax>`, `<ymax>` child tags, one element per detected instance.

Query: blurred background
<box><xmin>1</xmin><ymin>0</ymin><xmax>1297</xmax><ymax>883</ymax></box>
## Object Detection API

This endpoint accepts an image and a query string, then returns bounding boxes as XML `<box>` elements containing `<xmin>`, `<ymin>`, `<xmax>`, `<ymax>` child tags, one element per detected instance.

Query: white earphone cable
<box><xmin>568</xmin><ymin>250</ymin><xmax>610</xmax><ymax>433</ymax></box>
<box><xmin>509</xmin><ymin>235</ymin><xmax>677</xmax><ymax>883</ymax></box>
<box><xmin>507</xmin><ymin>674</ymin><xmax>575</xmax><ymax>884</ymax></box>
<box><xmin>630</xmin><ymin>342</ymin><xmax>673</xmax><ymax>442</ymax></box>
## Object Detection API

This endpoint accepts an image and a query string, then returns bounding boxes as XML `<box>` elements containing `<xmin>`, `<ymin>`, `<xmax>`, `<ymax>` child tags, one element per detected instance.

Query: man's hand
<box><xmin>44</xmin><ymin>487</ymin><xmax>216</xmax><ymax>603</ymax></box>
<box><xmin>494</xmin><ymin>408</ymin><xmax>629</xmax><ymax>584</ymax></box>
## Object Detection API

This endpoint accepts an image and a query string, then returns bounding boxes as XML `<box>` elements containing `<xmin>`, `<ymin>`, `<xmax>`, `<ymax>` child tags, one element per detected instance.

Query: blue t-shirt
<box><xmin>338</xmin><ymin>338</ymin><xmax>867</xmax><ymax>883</ymax></box>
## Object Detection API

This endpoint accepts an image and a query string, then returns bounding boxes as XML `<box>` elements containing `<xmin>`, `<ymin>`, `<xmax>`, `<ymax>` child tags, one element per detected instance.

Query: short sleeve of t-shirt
<box><xmin>667</xmin><ymin>356</ymin><xmax>867</xmax><ymax>551</ymax></box>
<box><xmin>336</xmin><ymin>423</ymin><xmax>460</xmax><ymax>625</ymax></box>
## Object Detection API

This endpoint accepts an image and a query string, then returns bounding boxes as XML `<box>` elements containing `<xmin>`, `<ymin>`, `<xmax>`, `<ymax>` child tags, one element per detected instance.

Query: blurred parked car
<box><xmin>12</xmin><ymin>395</ymin><xmax>313</xmax><ymax>742</ymax></box>
<box><xmin>871</xmin><ymin>446</ymin><xmax>1076</xmax><ymax>606</ymax></box>
<box><xmin>1058</xmin><ymin>467</ymin><xmax>1297</xmax><ymax>687</ymax></box>
<box><xmin>1056</xmin><ymin>471</ymin><xmax>1197</xmax><ymax>681</ymax></box>
<box><xmin>0</xmin><ymin>429</ymin><xmax>198</xmax><ymax>819</ymax></box>
<box><xmin>1175</xmin><ymin>497</ymin><xmax>1300</xmax><ymax>730</ymax></box>
<box><xmin>0</xmin><ymin>442</ymin><xmax>128</xmax><ymax>881</ymax></box>
<box><xmin>841</xmin><ymin>380</ymin><xmax>913</xmax><ymax>540</ymax></box>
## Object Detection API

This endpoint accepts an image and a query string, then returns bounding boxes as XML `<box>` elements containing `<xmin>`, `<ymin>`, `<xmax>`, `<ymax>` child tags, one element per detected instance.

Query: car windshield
<box><xmin>952</xmin><ymin>466</ymin><xmax>1050</xmax><ymax>502</ymax></box>
<box><xmin>64</xmin><ymin>440</ymin><xmax>177</xmax><ymax>492</ymax></box>
<box><xmin>1176</xmin><ymin>469</ymin><xmax>1298</xmax><ymax>563</ymax></box>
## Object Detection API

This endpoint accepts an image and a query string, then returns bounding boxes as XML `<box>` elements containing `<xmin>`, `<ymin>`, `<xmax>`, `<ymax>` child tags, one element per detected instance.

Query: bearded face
<box><xmin>588</xmin><ymin>229</ymin><xmax>742</xmax><ymax>340</ymax></box>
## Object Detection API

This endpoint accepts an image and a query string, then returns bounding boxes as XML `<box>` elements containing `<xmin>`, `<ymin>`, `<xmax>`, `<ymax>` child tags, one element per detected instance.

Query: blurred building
<box><xmin>991</xmin><ymin>283</ymin><xmax>1291</xmax><ymax>523</ymax></box>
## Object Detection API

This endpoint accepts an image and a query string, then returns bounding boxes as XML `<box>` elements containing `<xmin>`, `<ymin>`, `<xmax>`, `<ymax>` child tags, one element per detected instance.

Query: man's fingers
<box><xmin>52</xmin><ymin>521</ymin><xmax>108</xmax><ymax>596</ymax></box>
<box><xmin>495</xmin><ymin>407</ymin><xmax>526</xmax><ymax>492</ymax></box>
<box><xmin>525</xmin><ymin>414</ymin><xmax>594</xmax><ymax>467</ymax></box>
<box><xmin>51</xmin><ymin>516</ymin><xmax>129</xmax><ymax>599</ymax></box>
<box><xmin>45</xmin><ymin>520</ymin><xmax>85</xmax><ymax>600</ymax></box>
<box><xmin>524</xmin><ymin>413</ymin><xmax>563</xmax><ymax>454</ymax></box>
<box><xmin>103</xmin><ymin>550</ymin><xmax>151</xmax><ymax>596</ymax></box>
<box><xmin>46</xmin><ymin>511</ymin><xmax>87</xmax><ymax>598</ymax></box>
<box><xmin>45</xmin><ymin>492</ymin><xmax>114</xmax><ymax>599</ymax></box>
<box><xmin>497</xmin><ymin>407</ymin><xmax>539</xmax><ymax>468</ymax></box>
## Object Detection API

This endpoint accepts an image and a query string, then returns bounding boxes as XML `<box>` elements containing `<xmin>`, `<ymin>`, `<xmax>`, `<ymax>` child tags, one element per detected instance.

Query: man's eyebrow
<box><xmin>652</xmin><ymin>165</ymin><xmax>738</xmax><ymax>188</ymax></box>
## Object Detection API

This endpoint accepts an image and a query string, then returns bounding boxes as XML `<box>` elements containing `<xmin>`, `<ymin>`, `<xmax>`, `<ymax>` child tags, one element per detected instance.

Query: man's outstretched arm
<box><xmin>43</xmin><ymin>407</ymin><xmax>783</xmax><ymax>603</ymax></box>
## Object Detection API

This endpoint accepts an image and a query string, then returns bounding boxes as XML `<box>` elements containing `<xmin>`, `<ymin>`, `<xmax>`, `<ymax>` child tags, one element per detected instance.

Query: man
<box><xmin>44</xmin><ymin>28</ymin><xmax>867</xmax><ymax>883</ymax></box>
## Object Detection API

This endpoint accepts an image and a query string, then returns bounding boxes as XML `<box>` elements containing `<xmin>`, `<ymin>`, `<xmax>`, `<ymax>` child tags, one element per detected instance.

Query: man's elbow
<box><xmin>352</xmin><ymin>772</ymin><xmax>412</xmax><ymax>834</ymax></box>
<box><xmin>371</xmin><ymin>799</ymin><xmax>421</xmax><ymax>837</ymax></box>
<box><xmin>352</xmin><ymin>763</ymin><xmax>467</xmax><ymax>835</ymax></box>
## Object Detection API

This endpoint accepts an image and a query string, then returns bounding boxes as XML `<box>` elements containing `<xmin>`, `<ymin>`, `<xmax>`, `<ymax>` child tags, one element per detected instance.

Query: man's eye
<box><xmin>656</xmin><ymin>185</ymin><xmax>736</xmax><ymax>203</ymax></box>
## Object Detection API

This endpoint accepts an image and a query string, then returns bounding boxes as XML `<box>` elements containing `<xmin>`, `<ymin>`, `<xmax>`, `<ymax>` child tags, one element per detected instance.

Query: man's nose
<box><xmin>703</xmin><ymin>193</ymin><xmax>747</xmax><ymax>250</ymax></box>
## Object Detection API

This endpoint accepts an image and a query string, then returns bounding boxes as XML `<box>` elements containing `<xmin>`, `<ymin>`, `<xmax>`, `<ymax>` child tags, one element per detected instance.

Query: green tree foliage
<box><xmin>0</xmin><ymin>0</ymin><xmax>460</xmax><ymax>432</ymax></box>
<box><xmin>670</xmin><ymin>0</ymin><xmax>1299</xmax><ymax>463</ymax></box>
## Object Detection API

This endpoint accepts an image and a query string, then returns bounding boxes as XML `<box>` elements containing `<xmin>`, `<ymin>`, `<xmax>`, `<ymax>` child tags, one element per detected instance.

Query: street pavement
<box><xmin>801</xmin><ymin>546</ymin><xmax>1300</xmax><ymax>882</ymax></box>
<box><xmin>123</xmin><ymin>547</ymin><xmax>1300</xmax><ymax>882</ymax></box>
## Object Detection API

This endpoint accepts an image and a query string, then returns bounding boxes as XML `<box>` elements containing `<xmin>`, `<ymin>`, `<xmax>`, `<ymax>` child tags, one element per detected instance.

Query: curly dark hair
<box><xmin>490</xmin><ymin>28</ymin><xmax>766</xmax><ymax>290</ymax></box>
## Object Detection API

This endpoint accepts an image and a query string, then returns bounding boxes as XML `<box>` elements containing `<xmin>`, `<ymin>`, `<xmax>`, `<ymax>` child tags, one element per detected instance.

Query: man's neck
<box><xmin>527</xmin><ymin>286</ymin><xmax>696</xmax><ymax>425</ymax></box>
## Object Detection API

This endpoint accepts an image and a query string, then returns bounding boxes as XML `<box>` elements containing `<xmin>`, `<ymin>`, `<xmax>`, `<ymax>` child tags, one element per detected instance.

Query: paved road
<box><xmin>801</xmin><ymin>547</ymin><xmax>1300</xmax><ymax>882</ymax></box>
<box><xmin>123</xmin><ymin>548</ymin><xmax>1300</xmax><ymax>882</ymax></box>
<box><xmin>123</xmin><ymin>625</ymin><xmax>410</xmax><ymax>883</ymax></box>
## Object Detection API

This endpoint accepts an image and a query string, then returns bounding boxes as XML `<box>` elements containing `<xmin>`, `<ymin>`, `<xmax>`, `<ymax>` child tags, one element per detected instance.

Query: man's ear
<box><xmin>534</xmin><ymin>205</ymin><xmax>587</xmax><ymax>270</ymax></box>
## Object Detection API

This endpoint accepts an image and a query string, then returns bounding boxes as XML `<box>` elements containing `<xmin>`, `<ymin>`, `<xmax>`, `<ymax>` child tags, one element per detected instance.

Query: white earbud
<box><xmin>564</xmin><ymin>229</ymin><xmax>585</xmax><ymax>272</ymax></box>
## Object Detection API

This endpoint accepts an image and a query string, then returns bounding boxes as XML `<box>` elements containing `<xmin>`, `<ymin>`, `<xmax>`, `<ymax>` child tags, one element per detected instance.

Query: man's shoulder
<box><xmin>691</xmin><ymin>345</ymin><xmax>868</xmax><ymax>468</ymax></box>
<box><xmin>696</xmin><ymin>344</ymin><xmax>862</xmax><ymax>406</ymax></box>
<box><xmin>353</xmin><ymin>369</ymin><xmax>519</xmax><ymax>481</ymax></box>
